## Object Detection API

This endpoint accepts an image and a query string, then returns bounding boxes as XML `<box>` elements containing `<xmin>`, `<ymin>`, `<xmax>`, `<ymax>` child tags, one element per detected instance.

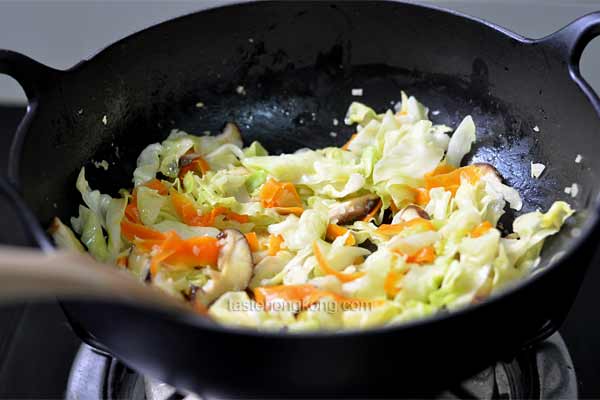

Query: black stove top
<box><xmin>0</xmin><ymin>105</ymin><xmax>599</xmax><ymax>399</ymax></box>
<box><xmin>65</xmin><ymin>333</ymin><xmax>577</xmax><ymax>400</ymax></box>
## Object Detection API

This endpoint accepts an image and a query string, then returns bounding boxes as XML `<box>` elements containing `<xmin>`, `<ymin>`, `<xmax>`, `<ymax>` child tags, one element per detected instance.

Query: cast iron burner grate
<box><xmin>65</xmin><ymin>333</ymin><xmax>577</xmax><ymax>400</ymax></box>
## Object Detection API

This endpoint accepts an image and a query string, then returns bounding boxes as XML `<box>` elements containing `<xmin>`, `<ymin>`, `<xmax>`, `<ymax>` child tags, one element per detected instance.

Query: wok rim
<box><xmin>8</xmin><ymin>0</ymin><xmax>600</xmax><ymax>341</ymax></box>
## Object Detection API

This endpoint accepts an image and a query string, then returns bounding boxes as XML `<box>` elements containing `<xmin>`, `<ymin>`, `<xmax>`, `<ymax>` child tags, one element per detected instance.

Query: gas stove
<box><xmin>65</xmin><ymin>333</ymin><xmax>577</xmax><ymax>400</ymax></box>
<box><xmin>2</xmin><ymin>2</ymin><xmax>600</xmax><ymax>399</ymax></box>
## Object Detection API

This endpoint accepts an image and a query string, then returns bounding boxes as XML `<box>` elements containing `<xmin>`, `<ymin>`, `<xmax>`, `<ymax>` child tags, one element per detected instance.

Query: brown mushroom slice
<box><xmin>329</xmin><ymin>194</ymin><xmax>380</xmax><ymax>225</ymax></box>
<box><xmin>392</xmin><ymin>205</ymin><xmax>430</xmax><ymax>224</ymax></box>
<box><xmin>197</xmin><ymin>229</ymin><xmax>253</xmax><ymax>305</ymax></box>
<box><xmin>472</xmin><ymin>163</ymin><xmax>503</xmax><ymax>182</ymax></box>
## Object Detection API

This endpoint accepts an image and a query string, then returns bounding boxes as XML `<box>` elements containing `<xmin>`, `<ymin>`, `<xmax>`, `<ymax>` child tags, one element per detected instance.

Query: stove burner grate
<box><xmin>66</xmin><ymin>333</ymin><xmax>577</xmax><ymax>400</ymax></box>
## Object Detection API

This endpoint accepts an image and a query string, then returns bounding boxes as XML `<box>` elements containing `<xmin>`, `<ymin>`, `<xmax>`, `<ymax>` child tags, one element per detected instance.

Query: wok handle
<box><xmin>0</xmin><ymin>177</ymin><xmax>53</xmax><ymax>250</ymax></box>
<box><xmin>0</xmin><ymin>51</ymin><xmax>61</xmax><ymax>249</ymax></box>
<box><xmin>539</xmin><ymin>12</ymin><xmax>600</xmax><ymax>70</ymax></box>
<box><xmin>0</xmin><ymin>50</ymin><xmax>59</xmax><ymax>99</ymax></box>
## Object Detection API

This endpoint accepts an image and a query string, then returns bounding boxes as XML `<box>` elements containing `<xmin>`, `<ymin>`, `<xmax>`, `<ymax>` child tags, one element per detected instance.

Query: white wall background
<box><xmin>0</xmin><ymin>0</ymin><xmax>599</xmax><ymax>104</ymax></box>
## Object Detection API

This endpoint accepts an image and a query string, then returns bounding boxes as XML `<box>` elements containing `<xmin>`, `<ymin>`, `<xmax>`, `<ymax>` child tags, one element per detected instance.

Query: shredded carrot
<box><xmin>424</xmin><ymin>164</ymin><xmax>482</xmax><ymax>195</ymax></box>
<box><xmin>384</xmin><ymin>270</ymin><xmax>404</xmax><ymax>297</ymax></box>
<box><xmin>326</xmin><ymin>224</ymin><xmax>356</xmax><ymax>246</ymax></box>
<box><xmin>470</xmin><ymin>221</ymin><xmax>493</xmax><ymax>238</ymax></box>
<box><xmin>341</xmin><ymin>133</ymin><xmax>358</xmax><ymax>151</ymax></box>
<box><xmin>170</xmin><ymin>189</ymin><xmax>205</xmax><ymax>226</ymax></box>
<box><xmin>159</xmin><ymin>236</ymin><xmax>219</xmax><ymax>269</ymax></box>
<box><xmin>149</xmin><ymin>232</ymin><xmax>178</xmax><ymax>276</ymax></box>
<box><xmin>170</xmin><ymin>189</ymin><xmax>248</xmax><ymax>226</ymax></box>
<box><xmin>414</xmin><ymin>188</ymin><xmax>431</xmax><ymax>206</ymax></box>
<box><xmin>116</xmin><ymin>255</ymin><xmax>128</xmax><ymax>268</ymax></box>
<box><xmin>268</xmin><ymin>234</ymin><xmax>284</xmax><ymax>256</ymax></box>
<box><xmin>408</xmin><ymin>246</ymin><xmax>436</xmax><ymax>264</ymax></box>
<box><xmin>207</xmin><ymin>206</ymin><xmax>250</xmax><ymax>224</ymax></box>
<box><xmin>394</xmin><ymin>246</ymin><xmax>436</xmax><ymax>265</ymax></box>
<box><xmin>143</xmin><ymin>231</ymin><xmax>219</xmax><ymax>276</ymax></box>
<box><xmin>245</xmin><ymin>232</ymin><xmax>260</xmax><ymax>252</ymax></box>
<box><xmin>178</xmin><ymin>155</ymin><xmax>210</xmax><ymax>179</ymax></box>
<box><xmin>133</xmin><ymin>238</ymin><xmax>164</xmax><ymax>253</ymax></box>
<box><xmin>425</xmin><ymin>163</ymin><xmax>456</xmax><ymax>177</ymax></box>
<box><xmin>376</xmin><ymin>217</ymin><xmax>435</xmax><ymax>236</ymax></box>
<box><xmin>312</xmin><ymin>241</ymin><xmax>365</xmax><ymax>283</ymax></box>
<box><xmin>124</xmin><ymin>189</ymin><xmax>141</xmax><ymax>223</ymax></box>
<box><xmin>259</xmin><ymin>179</ymin><xmax>303</xmax><ymax>209</ymax></box>
<box><xmin>254</xmin><ymin>284</ymin><xmax>380</xmax><ymax>311</ymax></box>
<box><xmin>362</xmin><ymin>199</ymin><xmax>382</xmax><ymax>222</ymax></box>
<box><xmin>121</xmin><ymin>219</ymin><xmax>166</xmax><ymax>241</ymax></box>
<box><xmin>224</xmin><ymin>211</ymin><xmax>250</xmax><ymax>224</ymax></box>
<box><xmin>124</xmin><ymin>180</ymin><xmax>168</xmax><ymax>224</ymax></box>
<box><xmin>389</xmin><ymin>201</ymin><xmax>400</xmax><ymax>214</ymax></box>
<box><xmin>124</xmin><ymin>202</ymin><xmax>140</xmax><ymax>224</ymax></box>
<box><xmin>144</xmin><ymin>179</ymin><xmax>169</xmax><ymax>195</ymax></box>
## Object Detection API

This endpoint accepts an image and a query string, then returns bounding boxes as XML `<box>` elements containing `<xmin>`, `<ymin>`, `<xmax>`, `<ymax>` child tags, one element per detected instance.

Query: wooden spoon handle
<box><xmin>0</xmin><ymin>246</ymin><xmax>192</xmax><ymax>314</ymax></box>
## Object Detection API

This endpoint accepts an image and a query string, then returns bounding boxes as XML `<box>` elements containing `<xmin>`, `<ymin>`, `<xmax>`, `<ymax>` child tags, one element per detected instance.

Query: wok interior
<box><xmin>17</xmin><ymin>2</ymin><xmax>597</xmax><ymax>273</ymax></box>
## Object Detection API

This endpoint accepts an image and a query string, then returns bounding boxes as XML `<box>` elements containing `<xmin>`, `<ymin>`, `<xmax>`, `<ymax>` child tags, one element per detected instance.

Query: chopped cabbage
<box><xmin>59</xmin><ymin>95</ymin><xmax>575</xmax><ymax>332</ymax></box>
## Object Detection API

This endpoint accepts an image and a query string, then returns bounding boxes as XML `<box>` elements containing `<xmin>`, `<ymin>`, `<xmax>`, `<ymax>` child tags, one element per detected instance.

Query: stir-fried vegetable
<box><xmin>50</xmin><ymin>94</ymin><xmax>574</xmax><ymax>332</ymax></box>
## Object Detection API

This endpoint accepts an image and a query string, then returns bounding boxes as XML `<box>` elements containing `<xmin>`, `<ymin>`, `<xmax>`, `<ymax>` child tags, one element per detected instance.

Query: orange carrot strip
<box><xmin>384</xmin><ymin>270</ymin><xmax>403</xmax><ymax>297</ymax></box>
<box><xmin>149</xmin><ymin>232</ymin><xmax>179</xmax><ymax>276</ymax></box>
<box><xmin>470</xmin><ymin>221</ymin><xmax>493</xmax><ymax>238</ymax></box>
<box><xmin>376</xmin><ymin>217</ymin><xmax>435</xmax><ymax>236</ymax></box>
<box><xmin>245</xmin><ymin>232</ymin><xmax>260</xmax><ymax>252</ymax></box>
<box><xmin>178</xmin><ymin>156</ymin><xmax>210</xmax><ymax>179</ymax></box>
<box><xmin>162</xmin><ymin>236</ymin><xmax>219</xmax><ymax>269</ymax></box>
<box><xmin>124</xmin><ymin>180</ymin><xmax>168</xmax><ymax>224</ymax></box>
<box><xmin>124</xmin><ymin>188</ymin><xmax>141</xmax><ymax>223</ymax></box>
<box><xmin>326</xmin><ymin>224</ymin><xmax>356</xmax><ymax>246</ymax></box>
<box><xmin>408</xmin><ymin>246</ymin><xmax>436</xmax><ymax>264</ymax></box>
<box><xmin>116</xmin><ymin>255</ymin><xmax>128</xmax><ymax>268</ymax></box>
<box><xmin>425</xmin><ymin>163</ymin><xmax>456</xmax><ymax>178</ymax></box>
<box><xmin>144</xmin><ymin>179</ymin><xmax>169</xmax><ymax>195</ymax></box>
<box><xmin>268</xmin><ymin>234</ymin><xmax>284</xmax><ymax>256</ymax></box>
<box><xmin>170</xmin><ymin>189</ymin><xmax>206</xmax><ymax>226</ymax></box>
<box><xmin>121</xmin><ymin>219</ymin><xmax>166</xmax><ymax>241</ymax></box>
<box><xmin>224</xmin><ymin>211</ymin><xmax>250</xmax><ymax>223</ymax></box>
<box><xmin>259</xmin><ymin>179</ymin><xmax>303</xmax><ymax>208</ymax></box>
<box><xmin>394</xmin><ymin>246</ymin><xmax>437</xmax><ymax>265</ymax></box>
<box><xmin>146</xmin><ymin>232</ymin><xmax>219</xmax><ymax>276</ymax></box>
<box><xmin>133</xmin><ymin>238</ymin><xmax>164</xmax><ymax>253</ymax></box>
<box><xmin>341</xmin><ymin>134</ymin><xmax>358</xmax><ymax>151</ymax></box>
<box><xmin>362</xmin><ymin>199</ymin><xmax>382</xmax><ymax>222</ymax></box>
<box><xmin>312</xmin><ymin>241</ymin><xmax>365</xmax><ymax>283</ymax></box>
<box><xmin>424</xmin><ymin>165</ymin><xmax>482</xmax><ymax>193</ymax></box>
<box><xmin>415</xmin><ymin>188</ymin><xmax>431</xmax><ymax>206</ymax></box>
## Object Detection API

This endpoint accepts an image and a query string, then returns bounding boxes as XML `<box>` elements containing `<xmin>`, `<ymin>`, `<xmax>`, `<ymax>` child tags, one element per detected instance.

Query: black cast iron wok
<box><xmin>1</xmin><ymin>1</ymin><xmax>600</xmax><ymax>397</ymax></box>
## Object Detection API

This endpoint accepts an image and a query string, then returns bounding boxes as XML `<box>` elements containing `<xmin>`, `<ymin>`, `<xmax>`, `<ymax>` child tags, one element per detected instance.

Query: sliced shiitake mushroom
<box><xmin>472</xmin><ymin>163</ymin><xmax>503</xmax><ymax>182</ymax></box>
<box><xmin>329</xmin><ymin>194</ymin><xmax>380</xmax><ymax>225</ymax></box>
<box><xmin>393</xmin><ymin>205</ymin><xmax>430</xmax><ymax>224</ymax></box>
<box><xmin>197</xmin><ymin>229</ymin><xmax>253</xmax><ymax>305</ymax></box>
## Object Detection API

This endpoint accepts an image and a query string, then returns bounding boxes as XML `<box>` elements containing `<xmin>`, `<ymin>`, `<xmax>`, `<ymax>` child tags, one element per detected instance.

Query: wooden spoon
<box><xmin>0</xmin><ymin>245</ymin><xmax>192</xmax><ymax>314</ymax></box>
